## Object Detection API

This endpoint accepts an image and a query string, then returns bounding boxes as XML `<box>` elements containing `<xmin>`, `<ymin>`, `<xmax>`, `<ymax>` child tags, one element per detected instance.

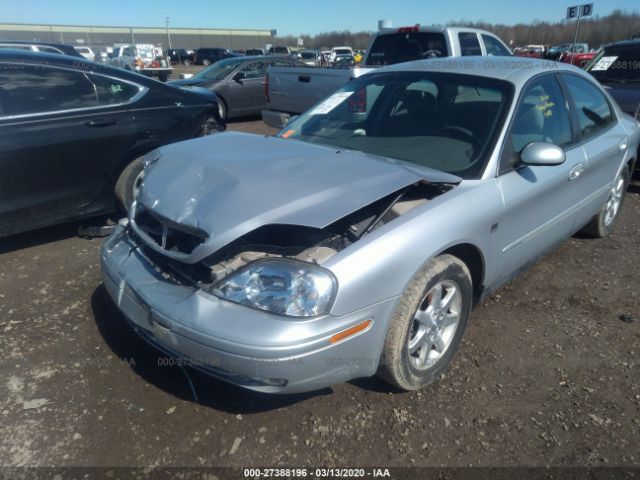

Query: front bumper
<box><xmin>100</xmin><ymin>227</ymin><xmax>397</xmax><ymax>394</ymax></box>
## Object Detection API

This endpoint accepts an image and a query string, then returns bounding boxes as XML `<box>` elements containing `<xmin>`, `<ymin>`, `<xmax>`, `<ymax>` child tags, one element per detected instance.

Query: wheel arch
<box><xmin>438</xmin><ymin>243</ymin><xmax>486</xmax><ymax>305</ymax></box>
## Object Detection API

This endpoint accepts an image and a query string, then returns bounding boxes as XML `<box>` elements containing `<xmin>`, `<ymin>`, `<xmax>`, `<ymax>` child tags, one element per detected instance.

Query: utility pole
<box><xmin>166</xmin><ymin>17</ymin><xmax>172</xmax><ymax>50</ymax></box>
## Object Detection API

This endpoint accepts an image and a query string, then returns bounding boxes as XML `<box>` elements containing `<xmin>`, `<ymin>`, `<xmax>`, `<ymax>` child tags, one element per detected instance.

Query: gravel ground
<box><xmin>0</xmin><ymin>119</ymin><xmax>639</xmax><ymax>471</ymax></box>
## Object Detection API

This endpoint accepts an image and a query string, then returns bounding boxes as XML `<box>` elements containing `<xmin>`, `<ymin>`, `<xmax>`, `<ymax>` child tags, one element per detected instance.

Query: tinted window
<box><xmin>459</xmin><ymin>32</ymin><xmax>481</xmax><ymax>56</ymax></box>
<box><xmin>482</xmin><ymin>34</ymin><xmax>511</xmax><ymax>56</ymax></box>
<box><xmin>509</xmin><ymin>75</ymin><xmax>572</xmax><ymax>157</ymax></box>
<box><xmin>0</xmin><ymin>64</ymin><xmax>98</xmax><ymax>116</ymax></box>
<box><xmin>562</xmin><ymin>74</ymin><xmax>614</xmax><ymax>139</ymax></box>
<box><xmin>91</xmin><ymin>75</ymin><xmax>140</xmax><ymax>105</ymax></box>
<box><xmin>587</xmin><ymin>44</ymin><xmax>640</xmax><ymax>82</ymax></box>
<box><xmin>365</xmin><ymin>32</ymin><xmax>448</xmax><ymax>66</ymax></box>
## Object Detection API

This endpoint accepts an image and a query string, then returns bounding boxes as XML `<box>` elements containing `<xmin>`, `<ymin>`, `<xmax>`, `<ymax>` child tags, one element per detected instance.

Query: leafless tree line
<box><xmin>274</xmin><ymin>9</ymin><xmax>639</xmax><ymax>50</ymax></box>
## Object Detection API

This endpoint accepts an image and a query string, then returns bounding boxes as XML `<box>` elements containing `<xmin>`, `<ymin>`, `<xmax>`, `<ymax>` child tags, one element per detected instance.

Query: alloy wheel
<box><xmin>408</xmin><ymin>280</ymin><xmax>462</xmax><ymax>370</ymax></box>
<box><xmin>604</xmin><ymin>173</ymin><xmax>625</xmax><ymax>226</ymax></box>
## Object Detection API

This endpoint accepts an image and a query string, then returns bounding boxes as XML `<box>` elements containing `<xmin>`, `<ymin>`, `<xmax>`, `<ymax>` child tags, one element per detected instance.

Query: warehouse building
<box><xmin>0</xmin><ymin>23</ymin><xmax>275</xmax><ymax>51</ymax></box>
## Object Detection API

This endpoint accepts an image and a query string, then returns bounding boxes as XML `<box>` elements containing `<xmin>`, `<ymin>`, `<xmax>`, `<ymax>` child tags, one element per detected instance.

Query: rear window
<box><xmin>365</xmin><ymin>32</ymin><xmax>449</xmax><ymax>66</ymax></box>
<box><xmin>587</xmin><ymin>44</ymin><xmax>640</xmax><ymax>82</ymax></box>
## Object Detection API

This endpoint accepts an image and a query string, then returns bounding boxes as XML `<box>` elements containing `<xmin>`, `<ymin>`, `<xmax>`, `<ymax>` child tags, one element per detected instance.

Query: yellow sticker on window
<box><xmin>535</xmin><ymin>94</ymin><xmax>555</xmax><ymax>117</ymax></box>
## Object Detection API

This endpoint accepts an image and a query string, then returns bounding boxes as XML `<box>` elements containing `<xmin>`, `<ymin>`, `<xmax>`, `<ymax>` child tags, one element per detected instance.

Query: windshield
<box><xmin>587</xmin><ymin>44</ymin><xmax>640</xmax><ymax>82</ymax></box>
<box><xmin>334</xmin><ymin>49</ymin><xmax>351</xmax><ymax>55</ymax></box>
<box><xmin>195</xmin><ymin>58</ymin><xmax>243</xmax><ymax>80</ymax></box>
<box><xmin>278</xmin><ymin>71</ymin><xmax>512</xmax><ymax>179</ymax></box>
<box><xmin>366</xmin><ymin>32</ymin><xmax>448</xmax><ymax>66</ymax></box>
<box><xmin>300</xmin><ymin>51</ymin><xmax>316</xmax><ymax>59</ymax></box>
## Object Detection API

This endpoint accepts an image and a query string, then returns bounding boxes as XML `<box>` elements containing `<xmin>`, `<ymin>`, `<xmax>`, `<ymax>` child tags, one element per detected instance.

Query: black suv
<box><xmin>586</xmin><ymin>39</ymin><xmax>640</xmax><ymax>119</ymax></box>
<box><xmin>165</xmin><ymin>48</ymin><xmax>195</xmax><ymax>65</ymax></box>
<box><xmin>194</xmin><ymin>48</ymin><xmax>235</xmax><ymax>66</ymax></box>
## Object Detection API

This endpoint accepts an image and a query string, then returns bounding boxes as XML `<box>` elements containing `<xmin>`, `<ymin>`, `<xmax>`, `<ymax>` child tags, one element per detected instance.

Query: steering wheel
<box><xmin>435</xmin><ymin>126</ymin><xmax>483</xmax><ymax>158</ymax></box>
<box><xmin>421</xmin><ymin>49</ymin><xmax>443</xmax><ymax>59</ymax></box>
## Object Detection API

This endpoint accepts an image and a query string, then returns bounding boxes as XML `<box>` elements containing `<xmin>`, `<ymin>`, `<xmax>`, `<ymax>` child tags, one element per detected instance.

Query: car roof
<box><xmin>602</xmin><ymin>39</ymin><xmax>640</xmax><ymax>49</ymax></box>
<box><xmin>0</xmin><ymin>39</ymin><xmax>82</xmax><ymax>56</ymax></box>
<box><xmin>0</xmin><ymin>49</ymin><xmax>156</xmax><ymax>83</ymax></box>
<box><xmin>375</xmin><ymin>56</ymin><xmax>590</xmax><ymax>85</ymax></box>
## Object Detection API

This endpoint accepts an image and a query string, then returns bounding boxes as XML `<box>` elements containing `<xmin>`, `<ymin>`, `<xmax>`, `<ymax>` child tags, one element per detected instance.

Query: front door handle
<box><xmin>569</xmin><ymin>163</ymin><xmax>585</xmax><ymax>181</ymax></box>
<box><xmin>86</xmin><ymin>118</ymin><xmax>117</xmax><ymax>127</ymax></box>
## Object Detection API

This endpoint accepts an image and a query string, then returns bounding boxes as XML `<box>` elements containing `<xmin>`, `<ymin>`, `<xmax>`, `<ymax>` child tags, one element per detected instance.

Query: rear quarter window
<box><xmin>91</xmin><ymin>75</ymin><xmax>141</xmax><ymax>105</ymax></box>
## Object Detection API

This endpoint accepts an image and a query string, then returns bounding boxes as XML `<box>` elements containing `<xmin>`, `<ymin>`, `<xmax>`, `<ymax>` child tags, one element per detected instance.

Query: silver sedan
<box><xmin>101</xmin><ymin>58</ymin><xmax>639</xmax><ymax>394</ymax></box>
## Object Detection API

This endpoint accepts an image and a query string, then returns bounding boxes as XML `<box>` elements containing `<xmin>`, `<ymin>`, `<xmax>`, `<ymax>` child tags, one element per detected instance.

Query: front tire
<box><xmin>202</xmin><ymin>59</ymin><xmax>211</xmax><ymax>66</ymax></box>
<box><xmin>377</xmin><ymin>254</ymin><xmax>472</xmax><ymax>391</ymax></box>
<box><xmin>217</xmin><ymin>97</ymin><xmax>227</xmax><ymax>121</ymax></box>
<box><xmin>115</xmin><ymin>157</ymin><xmax>145</xmax><ymax>213</ymax></box>
<box><xmin>581</xmin><ymin>168</ymin><xmax>630</xmax><ymax>238</ymax></box>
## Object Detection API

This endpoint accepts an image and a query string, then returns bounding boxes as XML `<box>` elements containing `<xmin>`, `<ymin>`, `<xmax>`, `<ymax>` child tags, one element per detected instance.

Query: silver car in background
<box><xmin>101</xmin><ymin>58</ymin><xmax>639</xmax><ymax>394</ymax></box>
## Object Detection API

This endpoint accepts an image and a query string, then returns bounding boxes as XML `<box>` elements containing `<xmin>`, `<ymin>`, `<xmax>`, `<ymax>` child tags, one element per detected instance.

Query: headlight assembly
<box><xmin>212</xmin><ymin>258</ymin><xmax>336</xmax><ymax>317</ymax></box>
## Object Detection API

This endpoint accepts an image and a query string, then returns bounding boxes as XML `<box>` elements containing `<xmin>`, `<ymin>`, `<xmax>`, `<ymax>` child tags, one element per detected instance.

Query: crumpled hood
<box><xmin>136</xmin><ymin>132</ymin><xmax>460</xmax><ymax>263</ymax></box>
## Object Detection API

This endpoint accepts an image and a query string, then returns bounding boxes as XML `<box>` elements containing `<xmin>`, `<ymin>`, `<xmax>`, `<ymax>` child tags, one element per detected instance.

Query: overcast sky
<box><xmin>3</xmin><ymin>0</ymin><xmax>638</xmax><ymax>36</ymax></box>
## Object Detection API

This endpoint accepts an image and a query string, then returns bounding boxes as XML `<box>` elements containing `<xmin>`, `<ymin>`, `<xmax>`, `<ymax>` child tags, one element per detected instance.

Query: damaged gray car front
<box><xmin>101</xmin><ymin>58</ymin><xmax>639</xmax><ymax>393</ymax></box>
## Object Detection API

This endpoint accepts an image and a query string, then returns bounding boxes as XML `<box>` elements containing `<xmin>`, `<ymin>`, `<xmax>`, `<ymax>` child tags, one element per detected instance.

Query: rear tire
<box><xmin>580</xmin><ymin>168</ymin><xmax>629</xmax><ymax>238</ymax></box>
<box><xmin>377</xmin><ymin>254</ymin><xmax>472</xmax><ymax>391</ymax></box>
<box><xmin>202</xmin><ymin>59</ymin><xmax>211</xmax><ymax>66</ymax></box>
<box><xmin>115</xmin><ymin>157</ymin><xmax>145</xmax><ymax>213</ymax></box>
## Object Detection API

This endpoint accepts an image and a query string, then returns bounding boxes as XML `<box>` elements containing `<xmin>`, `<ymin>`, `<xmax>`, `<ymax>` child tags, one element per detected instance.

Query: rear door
<box><xmin>559</xmin><ymin>73</ymin><xmax>628</xmax><ymax>229</ymax></box>
<box><xmin>495</xmin><ymin>73</ymin><xmax>584</xmax><ymax>277</ymax></box>
<box><xmin>0</xmin><ymin>63</ymin><xmax>135</xmax><ymax>234</ymax></box>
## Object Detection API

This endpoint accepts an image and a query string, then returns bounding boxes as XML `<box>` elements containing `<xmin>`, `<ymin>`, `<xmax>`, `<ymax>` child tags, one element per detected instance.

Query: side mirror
<box><xmin>520</xmin><ymin>142</ymin><xmax>565</xmax><ymax>166</ymax></box>
<box><xmin>234</xmin><ymin>72</ymin><xmax>247</xmax><ymax>82</ymax></box>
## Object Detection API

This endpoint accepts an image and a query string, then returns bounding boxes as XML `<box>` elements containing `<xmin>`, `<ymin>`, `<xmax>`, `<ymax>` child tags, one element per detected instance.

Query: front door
<box><xmin>495</xmin><ymin>73</ymin><xmax>585</xmax><ymax>279</ymax></box>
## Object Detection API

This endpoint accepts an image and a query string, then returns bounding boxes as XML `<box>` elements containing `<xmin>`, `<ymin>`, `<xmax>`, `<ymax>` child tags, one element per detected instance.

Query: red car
<box><xmin>559</xmin><ymin>50</ymin><xmax>596</xmax><ymax>68</ymax></box>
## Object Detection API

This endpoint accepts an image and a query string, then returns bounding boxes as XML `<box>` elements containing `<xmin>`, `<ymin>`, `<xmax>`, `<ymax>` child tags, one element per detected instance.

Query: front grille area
<box><xmin>134</xmin><ymin>205</ymin><xmax>208</xmax><ymax>255</ymax></box>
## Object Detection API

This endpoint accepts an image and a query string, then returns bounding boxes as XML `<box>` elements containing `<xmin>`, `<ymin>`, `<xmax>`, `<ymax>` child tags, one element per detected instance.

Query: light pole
<box><xmin>166</xmin><ymin>16</ymin><xmax>172</xmax><ymax>50</ymax></box>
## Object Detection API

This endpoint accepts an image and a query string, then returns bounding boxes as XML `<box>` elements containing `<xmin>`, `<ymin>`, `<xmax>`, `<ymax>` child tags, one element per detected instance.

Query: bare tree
<box><xmin>274</xmin><ymin>10</ymin><xmax>639</xmax><ymax>50</ymax></box>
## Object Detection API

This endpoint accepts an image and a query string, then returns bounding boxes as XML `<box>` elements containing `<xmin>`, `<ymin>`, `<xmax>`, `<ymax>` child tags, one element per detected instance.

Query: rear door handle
<box><xmin>86</xmin><ymin>118</ymin><xmax>117</xmax><ymax>127</ymax></box>
<box><xmin>569</xmin><ymin>163</ymin><xmax>584</xmax><ymax>181</ymax></box>
<box><xmin>618</xmin><ymin>140</ymin><xmax>628</xmax><ymax>152</ymax></box>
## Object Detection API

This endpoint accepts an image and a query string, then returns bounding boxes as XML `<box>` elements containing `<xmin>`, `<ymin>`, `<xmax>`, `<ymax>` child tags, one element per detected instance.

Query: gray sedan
<box><xmin>102</xmin><ymin>58</ymin><xmax>639</xmax><ymax>394</ymax></box>
<box><xmin>169</xmin><ymin>56</ymin><xmax>304</xmax><ymax>120</ymax></box>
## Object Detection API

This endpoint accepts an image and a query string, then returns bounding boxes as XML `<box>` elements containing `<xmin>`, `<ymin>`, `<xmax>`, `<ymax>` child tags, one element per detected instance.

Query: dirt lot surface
<box><xmin>0</xmin><ymin>118</ymin><xmax>639</xmax><ymax>472</ymax></box>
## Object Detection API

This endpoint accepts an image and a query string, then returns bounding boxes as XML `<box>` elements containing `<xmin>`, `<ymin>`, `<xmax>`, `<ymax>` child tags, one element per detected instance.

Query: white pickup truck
<box><xmin>262</xmin><ymin>26</ymin><xmax>512</xmax><ymax>128</ymax></box>
<box><xmin>108</xmin><ymin>44</ymin><xmax>173</xmax><ymax>82</ymax></box>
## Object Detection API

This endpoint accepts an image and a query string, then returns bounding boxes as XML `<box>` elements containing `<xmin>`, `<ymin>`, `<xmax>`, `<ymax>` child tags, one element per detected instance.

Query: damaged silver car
<box><xmin>101</xmin><ymin>58</ymin><xmax>639</xmax><ymax>393</ymax></box>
